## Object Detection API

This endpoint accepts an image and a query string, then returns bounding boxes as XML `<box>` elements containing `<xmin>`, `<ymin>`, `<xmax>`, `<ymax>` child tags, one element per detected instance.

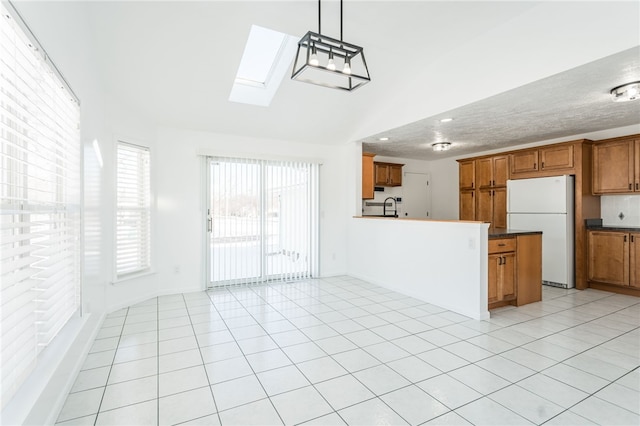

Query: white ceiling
<box><xmin>14</xmin><ymin>1</ymin><xmax>640</xmax><ymax>158</ymax></box>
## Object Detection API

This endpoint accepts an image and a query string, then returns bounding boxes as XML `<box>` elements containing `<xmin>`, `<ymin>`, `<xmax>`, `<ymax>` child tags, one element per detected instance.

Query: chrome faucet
<box><xmin>383</xmin><ymin>197</ymin><xmax>397</xmax><ymax>217</ymax></box>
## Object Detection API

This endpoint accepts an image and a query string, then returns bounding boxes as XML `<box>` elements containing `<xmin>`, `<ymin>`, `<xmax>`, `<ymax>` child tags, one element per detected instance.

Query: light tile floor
<box><xmin>57</xmin><ymin>276</ymin><xmax>640</xmax><ymax>425</ymax></box>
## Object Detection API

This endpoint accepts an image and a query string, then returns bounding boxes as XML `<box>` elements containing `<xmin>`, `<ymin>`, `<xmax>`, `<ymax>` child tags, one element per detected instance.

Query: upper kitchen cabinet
<box><xmin>592</xmin><ymin>136</ymin><xmax>640</xmax><ymax>194</ymax></box>
<box><xmin>374</xmin><ymin>162</ymin><xmax>403</xmax><ymax>187</ymax></box>
<box><xmin>458</xmin><ymin>159</ymin><xmax>475</xmax><ymax>190</ymax></box>
<box><xmin>477</xmin><ymin>155</ymin><xmax>509</xmax><ymax>188</ymax></box>
<box><xmin>362</xmin><ymin>153</ymin><xmax>376</xmax><ymax>199</ymax></box>
<box><xmin>510</xmin><ymin>144</ymin><xmax>574</xmax><ymax>177</ymax></box>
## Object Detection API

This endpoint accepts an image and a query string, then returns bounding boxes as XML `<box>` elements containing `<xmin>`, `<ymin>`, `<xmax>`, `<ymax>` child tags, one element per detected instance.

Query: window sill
<box><xmin>112</xmin><ymin>269</ymin><xmax>156</xmax><ymax>285</ymax></box>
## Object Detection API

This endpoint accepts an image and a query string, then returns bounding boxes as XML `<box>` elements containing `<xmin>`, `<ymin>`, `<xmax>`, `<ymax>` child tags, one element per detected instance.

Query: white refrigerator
<box><xmin>507</xmin><ymin>175</ymin><xmax>574</xmax><ymax>288</ymax></box>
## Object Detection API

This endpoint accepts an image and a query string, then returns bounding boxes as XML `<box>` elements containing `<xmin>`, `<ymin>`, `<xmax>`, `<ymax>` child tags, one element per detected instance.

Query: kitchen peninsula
<box><xmin>347</xmin><ymin>217</ymin><xmax>542</xmax><ymax>320</ymax></box>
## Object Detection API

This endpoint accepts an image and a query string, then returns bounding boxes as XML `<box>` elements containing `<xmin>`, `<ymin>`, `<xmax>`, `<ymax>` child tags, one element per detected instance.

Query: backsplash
<box><xmin>601</xmin><ymin>195</ymin><xmax>640</xmax><ymax>227</ymax></box>
<box><xmin>362</xmin><ymin>187</ymin><xmax>403</xmax><ymax>216</ymax></box>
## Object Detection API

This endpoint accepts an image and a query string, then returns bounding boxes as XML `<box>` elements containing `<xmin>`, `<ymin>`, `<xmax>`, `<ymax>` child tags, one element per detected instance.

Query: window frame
<box><xmin>114</xmin><ymin>139</ymin><xmax>153</xmax><ymax>281</ymax></box>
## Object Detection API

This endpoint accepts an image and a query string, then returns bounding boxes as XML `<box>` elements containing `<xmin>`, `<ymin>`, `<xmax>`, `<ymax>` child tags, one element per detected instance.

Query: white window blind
<box><xmin>116</xmin><ymin>142</ymin><xmax>151</xmax><ymax>278</ymax></box>
<box><xmin>208</xmin><ymin>157</ymin><xmax>319</xmax><ymax>286</ymax></box>
<box><xmin>0</xmin><ymin>3</ymin><xmax>81</xmax><ymax>409</ymax></box>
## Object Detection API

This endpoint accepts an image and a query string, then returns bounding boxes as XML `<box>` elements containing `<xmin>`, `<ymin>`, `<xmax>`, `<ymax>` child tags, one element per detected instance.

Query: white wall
<box><xmin>154</xmin><ymin>127</ymin><xmax>351</xmax><ymax>297</ymax></box>
<box><xmin>5</xmin><ymin>3</ymin><xmax>158</xmax><ymax>424</ymax></box>
<box><xmin>348</xmin><ymin>218</ymin><xmax>490</xmax><ymax>320</ymax></box>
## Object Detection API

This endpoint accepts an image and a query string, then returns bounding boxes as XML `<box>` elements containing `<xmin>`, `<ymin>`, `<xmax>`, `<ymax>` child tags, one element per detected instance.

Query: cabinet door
<box><xmin>476</xmin><ymin>158</ymin><xmax>493</xmax><ymax>188</ymax></box>
<box><xmin>588</xmin><ymin>231</ymin><xmax>629</xmax><ymax>286</ymax></box>
<box><xmin>476</xmin><ymin>189</ymin><xmax>493</xmax><ymax>224</ymax></box>
<box><xmin>389</xmin><ymin>165</ymin><xmax>403</xmax><ymax>186</ymax></box>
<box><xmin>362</xmin><ymin>154</ymin><xmax>375</xmax><ymax>199</ymax></box>
<box><xmin>540</xmin><ymin>145</ymin><xmax>574</xmax><ymax>171</ymax></box>
<box><xmin>459</xmin><ymin>190</ymin><xmax>475</xmax><ymax>221</ymax></box>
<box><xmin>500</xmin><ymin>253</ymin><xmax>517</xmax><ymax>301</ymax></box>
<box><xmin>635</xmin><ymin>140</ymin><xmax>640</xmax><ymax>192</ymax></box>
<box><xmin>492</xmin><ymin>188</ymin><xmax>507</xmax><ymax>228</ymax></box>
<box><xmin>593</xmin><ymin>140</ymin><xmax>634</xmax><ymax>194</ymax></box>
<box><xmin>631</xmin><ymin>233</ymin><xmax>640</xmax><ymax>289</ymax></box>
<box><xmin>493</xmin><ymin>155</ymin><xmax>509</xmax><ymax>187</ymax></box>
<box><xmin>374</xmin><ymin>164</ymin><xmax>389</xmax><ymax>186</ymax></box>
<box><xmin>510</xmin><ymin>150</ymin><xmax>539</xmax><ymax>175</ymax></box>
<box><xmin>488</xmin><ymin>254</ymin><xmax>500</xmax><ymax>303</ymax></box>
<box><xmin>459</xmin><ymin>160</ymin><xmax>475</xmax><ymax>190</ymax></box>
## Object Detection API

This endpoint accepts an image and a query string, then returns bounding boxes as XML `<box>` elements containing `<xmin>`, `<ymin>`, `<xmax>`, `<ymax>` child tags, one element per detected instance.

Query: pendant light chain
<box><xmin>318</xmin><ymin>0</ymin><xmax>321</xmax><ymax>35</ymax></box>
<box><xmin>340</xmin><ymin>0</ymin><xmax>343</xmax><ymax>41</ymax></box>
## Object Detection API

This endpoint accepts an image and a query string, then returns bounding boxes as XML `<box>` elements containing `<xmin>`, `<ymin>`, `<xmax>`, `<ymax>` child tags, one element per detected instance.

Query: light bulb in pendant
<box><xmin>327</xmin><ymin>49</ymin><xmax>336</xmax><ymax>71</ymax></box>
<box><xmin>309</xmin><ymin>44</ymin><xmax>319</xmax><ymax>66</ymax></box>
<box><xmin>343</xmin><ymin>57</ymin><xmax>351</xmax><ymax>75</ymax></box>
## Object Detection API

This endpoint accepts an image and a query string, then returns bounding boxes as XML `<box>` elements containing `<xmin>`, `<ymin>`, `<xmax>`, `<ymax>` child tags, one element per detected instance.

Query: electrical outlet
<box><xmin>174</xmin><ymin>266</ymin><xmax>180</xmax><ymax>274</ymax></box>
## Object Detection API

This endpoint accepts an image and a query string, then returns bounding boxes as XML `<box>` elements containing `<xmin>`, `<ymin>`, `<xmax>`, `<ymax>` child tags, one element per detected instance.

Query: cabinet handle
<box><xmin>630</xmin><ymin>183</ymin><xmax>633</xmax><ymax>190</ymax></box>
<box><xmin>472</xmin><ymin>182</ymin><xmax>474</xmax><ymax>189</ymax></box>
<box><xmin>498</xmin><ymin>257</ymin><xmax>503</xmax><ymax>265</ymax></box>
<box><xmin>498</xmin><ymin>243</ymin><xmax>506</xmax><ymax>247</ymax></box>
<box><xmin>636</xmin><ymin>182</ymin><xmax>639</xmax><ymax>190</ymax></box>
<box><xmin>534</xmin><ymin>163</ymin><xmax>537</xmax><ymax>170</ymax></box>
<box><xmin>492</xmin><ymin>180</ymin><xmax>495</xmax><ymax>186</ymax></box>
<box><xmin>632</xmin><ymin>235</ymin><xmax>635</xmax><ymax>242</ymax></box>
<box><xmin>624</xmin><ymin>235</ymin><xmax>627</xmax><ymax>242</ymax></box>
<box><xmin>493</xmin><ymin>190</ymin><xmax>495</xmax><ymax>196</ymax></box>
<box><xmin>502</xmin><ymin>256</ymin><xmax>506</xmax><ymax>264</ymax></box>
<box><xmin>471</xmin><ymin>192</ymin><xmax>474</xmax><ymax>198</ymax></box>
<box><xmin>542</xmin><ymin>162</ymin><xmax>545</xmax><ymax>169</ymax></box>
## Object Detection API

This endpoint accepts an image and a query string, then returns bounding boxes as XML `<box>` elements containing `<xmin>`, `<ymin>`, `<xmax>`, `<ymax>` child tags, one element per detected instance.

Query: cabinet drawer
<box><xmin>489</xmin><ymin>238</ymin><xmax>516</xmax><ymax>253</ymax></box>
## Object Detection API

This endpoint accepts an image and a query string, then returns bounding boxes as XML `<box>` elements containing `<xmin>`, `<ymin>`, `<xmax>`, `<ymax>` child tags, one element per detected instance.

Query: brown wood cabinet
<box><xmin>510</xmin><ymin>144</ymin><xmax>574</xmax><ymax>177</ymax></box>
<box><xmin>362</xmin><ymin>153</ymin><xmax>376</xmax><ymax>199</ymax></box>
<box><xmin>477</xmin><ymin>188</ymin><xmax>507</xmax><ymax>228</ymax></box>
<box><xmin>587</xmin><ymin>230</ymin><xmax>640</xmax><ymax>291</ymax></box>
<box><xmin>459</xmin><ymin>190</ymin><xmax>475</xmax><ymax>221</ymax></box>
<box><xmin>457</xmin><ymin>155</ymin><xmax>508</xmax><ymax>227</ymax></box>
<box><xmin>488</xmin><ymin>239</ymin><xmax>516</xmax><ymax>305</ymax></box>
<box><xmin>459</xmin><ymin>159</ymin><xmax>475</xmax><ymax>190</ymax></box>
<box><xmin>592</xmin><ymin>137</ymin><xmax>640</xmax><ymax>194</ymax></box>
<box><xmin>477</xmin><ymin>155</ymin><xmax>508</xmax><ymax>188</ymax></box>
<box><xmin>374</xmin><ymin>162</ymin><xmax>403</xmax><ymax>187</ymax></box>
<box><xmin>588</xmin><ymin>230</ymin><xmax>629</xmax><ymax>286</ymax></box>
<box><xmin>459</xmin><ymin>138</ymin><xmax>601</xmax><ymax>293</ymax></box>
<box><xmin>488</xmin><ymin>234</ymin><xmax>541</xmax><ymax>309</ymax></box>
<box><xmin>631</xmin><ymin>233</ymin><xmax>640</xmax><ymax>289</ymax></box>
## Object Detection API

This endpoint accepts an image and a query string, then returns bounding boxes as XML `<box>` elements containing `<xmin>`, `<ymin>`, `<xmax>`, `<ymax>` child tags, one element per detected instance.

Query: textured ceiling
<box><xmin>363</xmin><ymin>47</ymin><xmax>640</xmax><ymax>160</ymax></box>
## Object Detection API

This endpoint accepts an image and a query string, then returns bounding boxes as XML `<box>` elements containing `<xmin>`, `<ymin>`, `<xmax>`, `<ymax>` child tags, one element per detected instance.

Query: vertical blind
<box><xmin>0</xmin><ymin>3</ymin><xmax>81</xmax><ymax>409</ymax></box>
<box><xmin>116</xmin><ymin>142</ymin><xmax>151</xmax><ymax>277</ymax></box>
<box><xmin>209</xmin><ymin>157</ymin><xmax>319</xmax><ymax>286</ymax></box>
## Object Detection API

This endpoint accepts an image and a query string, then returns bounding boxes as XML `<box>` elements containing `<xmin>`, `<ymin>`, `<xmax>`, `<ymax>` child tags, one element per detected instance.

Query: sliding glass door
<box><xmin>207</xmin><ymin>157</ymin><xmax>318</xmax><ymax>287</ymax></box>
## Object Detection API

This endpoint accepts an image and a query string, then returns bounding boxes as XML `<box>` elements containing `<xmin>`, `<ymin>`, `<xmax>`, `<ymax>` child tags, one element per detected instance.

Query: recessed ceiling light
<box><xmin>379</xmin><ymin>137</ymin><xmax>389</xmax><ymax>141</ymax></box>
<box><xmin>610</xmin><ymin>81</ymin><xmax>640</xmax><ymax>102</ymax></box>
<box><xmin>432</xmin><ymin>142</ymin><xmax>452</xmax><ymax>152</ymax></box>
<box><xmin>440</xmin><ymin>118</ymin><xmax>454</xmax><ymax>123</ymax></box>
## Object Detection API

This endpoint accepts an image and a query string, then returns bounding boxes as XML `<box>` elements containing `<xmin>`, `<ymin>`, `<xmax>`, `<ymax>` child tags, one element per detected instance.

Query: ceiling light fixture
<box><xmin>379</xmin><ymin>137</ymin><xmax>389</xmax><ymax>141</ymax></box>
<box><xmin>610</xmin><ymin>81</ymin><xmax>640</xmax><ymax>102</ymax></box>
<box><xmin>440</xmin><ymin>118</ymin><xmax>454</xmax><ymax>123</ymax></box>
<box><xmin>291</xmin><ymin>0</ymin><xmax>371</xmax><ymax>91</ymax></box>
<box><xmin>432</xmin><ymin>142</ymin><xmax>452</xmax><ymax>152</ymax></box>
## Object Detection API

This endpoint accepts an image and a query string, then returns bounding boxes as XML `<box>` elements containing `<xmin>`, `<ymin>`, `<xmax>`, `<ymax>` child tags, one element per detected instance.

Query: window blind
<box><xmin>0</xmin><ymin>3</ymin><xmax>81</xmax><ymax>409</ymax></box>
<box><xmin>116</xmin><ymin>142</ymin><xmax>151</xmax><ymax>278</ymax></box>
<box><xmin>209</xmin><ymin>157</ymin><xmax>319</xmax><ymax>286</ymax></box>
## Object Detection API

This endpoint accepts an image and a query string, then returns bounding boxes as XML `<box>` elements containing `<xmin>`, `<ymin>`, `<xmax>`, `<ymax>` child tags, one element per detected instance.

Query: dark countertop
<box><xmin>488</xmin><ymin>228</ymin><xmax>543</xmax><ymax>239</ymax></box>
<box><xmin>586</xmin><ymin>225</ymin><xmax>640</xmax><ymax>233</ymax></box>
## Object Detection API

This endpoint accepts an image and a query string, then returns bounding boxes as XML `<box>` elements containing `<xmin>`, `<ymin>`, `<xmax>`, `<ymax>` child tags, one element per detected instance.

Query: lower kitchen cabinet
<box><xmin>588</xmin><ymin>230</ymin><xmax>640</xmax><ymax>290</ymax></box>
<box><xmin>488</xmin><ymin>233</ymin><xmax>542</xmax><ymax>310</ymax></box>
<box><xmin>488</xmin><ymin>252</ymin><xmax>516</xmax><ymax>305</ymax></box>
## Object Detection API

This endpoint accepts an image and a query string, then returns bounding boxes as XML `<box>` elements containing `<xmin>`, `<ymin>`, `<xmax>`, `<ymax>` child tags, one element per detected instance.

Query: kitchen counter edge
<box><xmin>488</xmin><ymin>228</ymin><xmax>543</xmax><ymax>239</ymax></box>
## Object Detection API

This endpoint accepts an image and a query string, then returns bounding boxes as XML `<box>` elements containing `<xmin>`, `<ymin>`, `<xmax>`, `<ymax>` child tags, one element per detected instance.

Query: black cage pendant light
<box><xmin>291</xmin><ymin>0</ymin><xmax>371</xmax><ymax>91</ymax></box>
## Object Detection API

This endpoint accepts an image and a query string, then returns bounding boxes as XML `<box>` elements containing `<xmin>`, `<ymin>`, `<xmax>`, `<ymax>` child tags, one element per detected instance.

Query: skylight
<box><xmin>229</xmin><ymin>25</ymin><xmax>298</xmax><ymax>106</ymax></box>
